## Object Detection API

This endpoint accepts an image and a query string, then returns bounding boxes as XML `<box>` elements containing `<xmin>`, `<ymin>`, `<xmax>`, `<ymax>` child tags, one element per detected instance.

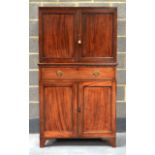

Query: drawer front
<box><xmin>41</xmin><ymin>67</ymin><xmax>115</xmax><ymax>80</ymax></box>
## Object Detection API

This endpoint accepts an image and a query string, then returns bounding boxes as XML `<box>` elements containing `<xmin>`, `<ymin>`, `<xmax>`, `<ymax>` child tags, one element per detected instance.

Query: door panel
<box><xmin>80</xmin><ymin>9</ymin><xmax>117</xmax><ymax>63</ymax></box>
<box><xmin>82</xmin><ymin>14</ymin><xmax>113</xmax><ymax>57</ymax></box>
<box><xmin>39</xmin><ymin>9</ymin><xmax>77</xmax><ymax>62</ymax></box>
<box><xmin>79</xmin><ymin>81</ymin><xmax>116</xmax><ymax>137</ymax></box>
<box><xmin>41</xmin><ymin>81</ymin><xmax>77</xmax><ymax>138</ymax></box>
<box><xmin>83</xmin><ymin>86</ymin><xmax>112</xmax><ymax>132</ymax></box>
<box><xmin>44</xmin><ymin>86</ymin><xmax>72</xmax><ymax>131</ymax></box>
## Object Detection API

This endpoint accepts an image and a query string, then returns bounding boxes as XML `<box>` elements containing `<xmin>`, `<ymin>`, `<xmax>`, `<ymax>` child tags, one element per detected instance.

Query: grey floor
<box><xmin>29</xmin><ymin>133</ymin><xmax>126</xmax><ymax>155</ymax></box>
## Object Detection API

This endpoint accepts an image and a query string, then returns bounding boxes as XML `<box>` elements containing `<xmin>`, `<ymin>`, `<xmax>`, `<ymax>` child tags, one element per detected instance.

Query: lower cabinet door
<box><xmin>78</xmin><ymin>81</ymin><xmax>116</xmax><ymax>137</ymax></box>
<box><xmin>40</xmin><ymin>81</ymin><xmax>78</xmax><ymax>138</ymax></box>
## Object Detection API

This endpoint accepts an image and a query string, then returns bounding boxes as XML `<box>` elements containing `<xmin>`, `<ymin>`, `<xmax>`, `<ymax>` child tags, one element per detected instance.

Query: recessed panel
<box><xmin>44</xmin><ymin>86</ymin><xmax>73</xmax><ymax>132</ymax></box>
<box><xmin>82</xmin><ymin>13</ymin><xmax>113</xmax><ymax>58</ymax></box>
<box><xmin>42</xmin><ymin>13</ymin><xmax>75</xmax><ymax>58</ymax></box>
<box><xmin>83</xmin><ymin>86</ymin><xmax>112</xmax><ymax>132</ymax></box>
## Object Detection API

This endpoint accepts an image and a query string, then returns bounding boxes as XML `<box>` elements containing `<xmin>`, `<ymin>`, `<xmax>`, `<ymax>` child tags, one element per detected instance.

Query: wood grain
<box><xmin>44</xmin><ymin>86</ymin><xmax>72</xmax><ymax>131</ymax></box>
<box><xmin>78</xmin><ymin>81</ymin><xmax>115</xmax><ymax>138</ymax></box>
<box><xmin>39</xmin><ymin>7</ymin><xmax>117</xmax><ymax>63</ymax></box>
<box><xmin>83</xmin><ymin>87</ymin><xmax>112</xmax><ymax>132</ymax></box>
<box><xmin>82</xmin><ymin>14</ymin><xmax>113</xmax><ymax>57</ymax></box>
<box><xmin>40</xmin><ymin>81</ymin><xmax>78</xmax><ymax>139</ymax></box>
<box><xmin>39</xmin><ymin>8</ymin><xmax>77</xmax><ymax>62</ymax></box>
<box><xmin>43</xmin><ymin>14</ymin><xmax>74</xmax><ymax>58</ymax></box>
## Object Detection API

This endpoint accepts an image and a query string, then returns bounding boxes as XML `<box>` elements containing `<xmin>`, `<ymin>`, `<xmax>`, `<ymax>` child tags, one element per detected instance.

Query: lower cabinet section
<box><xmin>40</xmin><ymin>80</ymin><xmax>116</xmax><ymax>147</ymax></box>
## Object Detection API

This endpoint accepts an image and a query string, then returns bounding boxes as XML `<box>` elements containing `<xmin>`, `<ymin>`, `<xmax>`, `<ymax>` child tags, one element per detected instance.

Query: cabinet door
<box><xmin>39</xmin><ymin>8</ymin><xmax>77</xmax><ymax>62</ymax></box>
<box><xmin>79</xmin><ymin>81</ymin><xmax>116</xmax><ymax>137</ymax></box>
<box><xmin>79</xmin><ymin>8</ymin><xmax>117</xmax><ymax>63</ymax></box>
<box><xmin>40</xmin><ymin>81</ymin><xmax>78</xmax><ymax>138</ymax></box>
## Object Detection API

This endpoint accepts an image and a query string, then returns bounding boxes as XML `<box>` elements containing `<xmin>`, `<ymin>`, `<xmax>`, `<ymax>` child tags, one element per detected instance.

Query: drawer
<box><xmin>41</xmin><ymin>67</ymin><xmax>115</xmax><ymax>80</ymax></box>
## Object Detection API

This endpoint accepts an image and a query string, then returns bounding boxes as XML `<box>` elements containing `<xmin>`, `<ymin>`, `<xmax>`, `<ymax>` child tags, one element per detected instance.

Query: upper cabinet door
<box><xmin>79</xmin><ymin>8</ymin><xmax>117</xmax><ymax>63</ymax></box>
<box><xmin>39</xmin><ymin>8</ymin><xmax>77</xmax><ymax>62</ymax></box>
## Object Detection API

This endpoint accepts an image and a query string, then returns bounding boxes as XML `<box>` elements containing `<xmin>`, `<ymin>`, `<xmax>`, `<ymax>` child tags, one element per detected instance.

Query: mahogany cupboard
<box><xmin>38</xmin><ymin>7</ymin><xmax>117</xmax><ymax>147</ymax></box>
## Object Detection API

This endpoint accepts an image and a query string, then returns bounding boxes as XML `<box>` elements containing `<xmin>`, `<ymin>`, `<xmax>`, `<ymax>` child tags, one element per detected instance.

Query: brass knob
<box><xmin>78</xmin><ymin>40</ymin><xmax>82</xmax><ymax>44</ymax></box>
<box><xmin>92</xmin><ymin>70</ymin><xmax>100</xmax><ymax>77</ymax></box>
<box><xmin>56</xmin><ymin>70</ymin><xmax>64</xmax><ymax>77</ymax></box>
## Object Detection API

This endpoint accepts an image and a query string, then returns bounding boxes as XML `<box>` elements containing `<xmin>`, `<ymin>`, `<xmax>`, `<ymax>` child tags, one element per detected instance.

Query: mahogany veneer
<box><xmin>38</xmin><ymin>7</ymin><xmax>117</xmax><ymax>147</ymax></box>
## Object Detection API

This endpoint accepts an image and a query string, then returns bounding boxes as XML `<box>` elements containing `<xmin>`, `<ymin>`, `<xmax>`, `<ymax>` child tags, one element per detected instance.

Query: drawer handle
<box><xmin>56</xmin><ymin>70</ymin><xmax>64</xmax><ymax>77</ymax></box>
<box><xmin>92</xmin><ymin>70</ymin><xmax>100</xmax><ymax>77</ymax></box>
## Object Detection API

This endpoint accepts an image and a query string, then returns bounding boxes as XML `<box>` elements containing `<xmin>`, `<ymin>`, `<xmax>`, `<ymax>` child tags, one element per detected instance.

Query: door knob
<box><xmin>78</xmin><ymin>40</ymin><xmax>82</xmax><ymax>44</ymax></box>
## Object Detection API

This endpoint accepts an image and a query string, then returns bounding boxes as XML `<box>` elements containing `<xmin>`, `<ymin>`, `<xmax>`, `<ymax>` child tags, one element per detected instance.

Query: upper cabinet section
<box><xmin>39</xmin><ymin>7</ymin><xmax>117</xmax><ymax>64</ymax></box>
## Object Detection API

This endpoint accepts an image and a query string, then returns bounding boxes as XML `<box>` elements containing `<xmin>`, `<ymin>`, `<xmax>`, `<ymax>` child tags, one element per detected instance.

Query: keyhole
<box><xmin>78</xmin><ymin>107</ymin><xmax>81</xmax><ymax>112</ymax></box>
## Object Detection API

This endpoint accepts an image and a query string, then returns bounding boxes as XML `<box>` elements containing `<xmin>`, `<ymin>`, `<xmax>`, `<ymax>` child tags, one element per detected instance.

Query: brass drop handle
<box><xmin>56</xmin><ymin>70</ymin><xmax>64</xmax><ymax>77</ymax></box>
<box><xmin>92</xmin><ymin>70</ymin><xmax>100</xmax><ymax>77</ymax></box>
<box><xmin>78</xmin><ymin>39</ymin><xmax>82</xmax><ymax>44</ymax></box>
